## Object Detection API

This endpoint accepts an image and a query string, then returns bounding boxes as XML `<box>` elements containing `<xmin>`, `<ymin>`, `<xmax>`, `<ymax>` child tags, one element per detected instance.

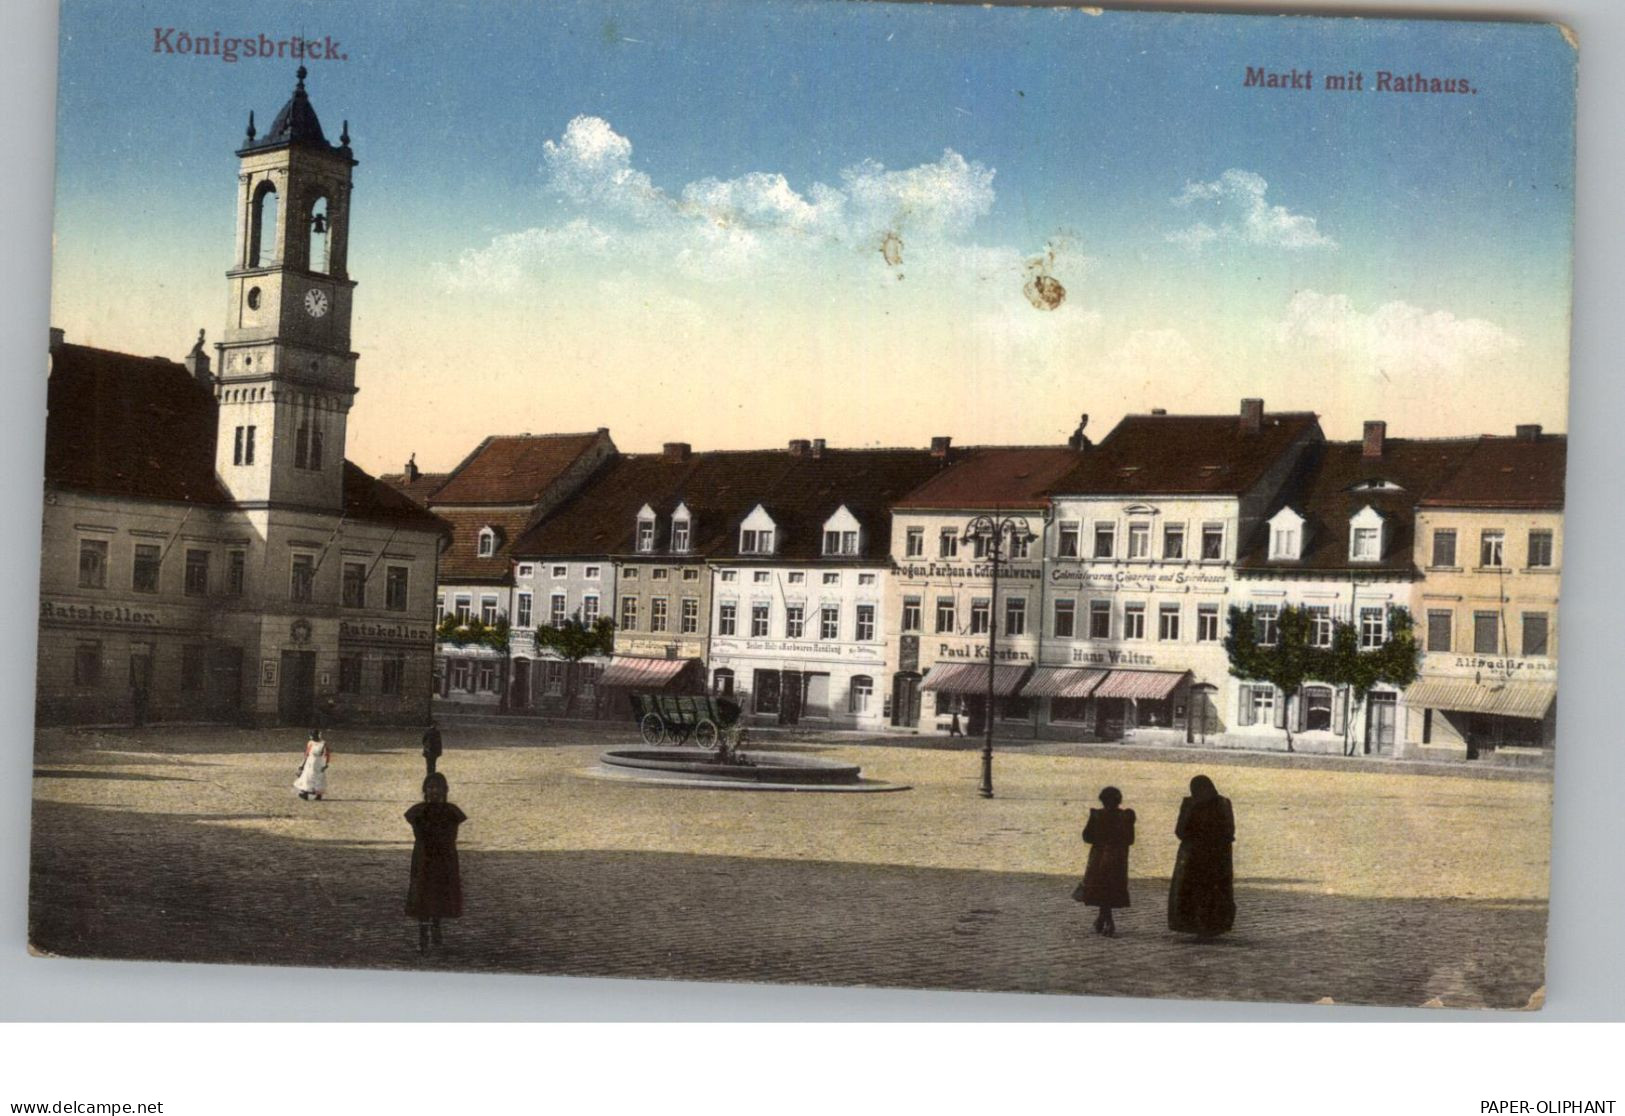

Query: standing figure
<box><xmin>421</xmin><ymin>719</ymin><xmax>443</xmax><ymax>776</ymax></box>
<box><xmin>405</xmin><ymin>772</ymin><xmax>466</xmax><ymax>953</ymax></box>
<box><xmin>294</xmin><ymin>729</ymin><xmax>331</xmax><ymax>801</ymax></box>
<box><xmin>1079</xmin><ymin>786</ymin><xmax>1135</xmax><ymax>937</ymax></box>
<box><xmin>1167</xmin><ymin>774</ymin><xmax>1236</xmax><ymax>938</ymax></box>
<box><xmin>948</xmin><ymin>698</ymin><xmax>963</xmax><ymax>738</ymax></box>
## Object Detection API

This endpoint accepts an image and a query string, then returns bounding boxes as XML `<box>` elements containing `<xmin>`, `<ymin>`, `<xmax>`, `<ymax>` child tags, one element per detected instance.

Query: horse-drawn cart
<box><xmin>630</xmin><ymin>693</ymin><xmax>743</xmax><ymax>749</ymax></box>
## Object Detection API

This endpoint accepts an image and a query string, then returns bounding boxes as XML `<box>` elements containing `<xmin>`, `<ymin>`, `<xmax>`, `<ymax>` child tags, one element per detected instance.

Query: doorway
<box><xmin>891</xmin><ymin>672</ymin><xmax>921</xmax><ymax>728</ymax></box>
<box><xmin>278</xmin><ymin>650</ymin><xmax>317</xmax><ymax>726</ymax></box>
<box><xmin>1365</xmin><ymin>692</ymin><xmax>1397</xmax><ymax>755</ymax></box>
<box><xmin>779</xmin><ymin>669</ymin><xmax>804</xmax><ymax>726</ymax></box>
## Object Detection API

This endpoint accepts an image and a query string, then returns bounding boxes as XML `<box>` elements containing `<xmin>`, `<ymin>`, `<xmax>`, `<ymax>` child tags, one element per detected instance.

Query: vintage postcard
<box><xmin>30</xmin><ymin>0</ymin><xmax>1573</xmax><ymax>1010</ymax></box>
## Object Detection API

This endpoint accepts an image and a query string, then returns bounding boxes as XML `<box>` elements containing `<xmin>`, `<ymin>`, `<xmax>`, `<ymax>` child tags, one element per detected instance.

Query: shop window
<box><xmin>753</xmin><ymin>669</ymin><xmax>782</xmax><ymax>714</ymax></box>
<box><xmin>713</xmin><ymin>668</ymin><xmax>735</xmax><ymax>697</ymax></box>
<box><xmin>1000</xmin><ymin>696</ymin><xmax>1033</xmax><ymax>721</ymax></box>
<box><xmin>1051</xmin><ymin>697</ymin><xmax>1090</xmax><ymax>724</ymax></box>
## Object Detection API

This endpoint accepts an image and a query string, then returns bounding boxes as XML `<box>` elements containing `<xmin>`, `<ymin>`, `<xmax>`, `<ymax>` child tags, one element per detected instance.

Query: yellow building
<box><xmin>1404</xmin><ymin>427</ymin><xmax>1565</xmax><ymax>763</ymax></box>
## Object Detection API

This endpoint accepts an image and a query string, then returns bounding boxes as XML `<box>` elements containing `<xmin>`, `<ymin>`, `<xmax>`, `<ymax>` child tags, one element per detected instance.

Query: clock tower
<box><xmin>215</xmin><ymin>67</ymin><xmax>358</xmax><ymax>510</ymax></box>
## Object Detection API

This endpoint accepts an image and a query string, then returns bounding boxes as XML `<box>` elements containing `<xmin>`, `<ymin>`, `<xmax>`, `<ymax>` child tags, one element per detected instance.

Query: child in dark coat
<box><xmin>1080</xmin><ymin>786</ymin><xmax>1135</xmax><ymax>937</ymax></box>
<box><xmin>405</xmin><ymin>772</ymin><xmax>467</xmax><ymax>953</ymax></box>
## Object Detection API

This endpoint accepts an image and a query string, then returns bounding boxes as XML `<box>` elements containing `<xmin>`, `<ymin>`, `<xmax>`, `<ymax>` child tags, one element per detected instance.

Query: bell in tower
<box><xmin>214</xmin><ymin>67</ymin><xmax>360</xmax><ymax>511</ymax></box>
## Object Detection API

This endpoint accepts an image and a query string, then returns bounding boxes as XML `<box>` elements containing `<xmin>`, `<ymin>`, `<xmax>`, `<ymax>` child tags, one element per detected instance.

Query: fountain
<box><xmin>597</xmin><ymin>737</ymin><xmax>903</xmax><ymax>792</ymax></box>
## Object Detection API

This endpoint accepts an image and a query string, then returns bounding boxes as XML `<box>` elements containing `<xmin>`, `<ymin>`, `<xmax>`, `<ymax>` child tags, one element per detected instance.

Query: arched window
<box><xmin>477</xmin><ymin>527</ymin><xmax>497</xmax><ymax>558</ymax></box>
<box><xmin>308</xmin><ymin>195</ymin><xmax>330</xmax><ymax>274</ymax></box>
<box><xmin>250</xmin><ymin>180</ymin><xmax>279</xmax><ymax>268</ymax></box>
<box><xmin>713</xmin><ymin>668</ymin><xmax>735</xmax><ymax>697</ymax></box>
<box><xmin>849</xmin><ymin>675</ymin><xmax>874</xmax><ymax>714</ymax></box>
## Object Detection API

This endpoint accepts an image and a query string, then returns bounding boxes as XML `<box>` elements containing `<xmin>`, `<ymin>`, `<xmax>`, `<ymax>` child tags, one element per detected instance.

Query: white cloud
<box><xmin>1167</xmin><ymin>169</ymin><xmax>1335</xmax><ymax>251</ymax></box>
<box><xmin>453</xmin><ymin>115</ymin><xmax>1016</xmax><ymax>291</ymax></box>
<box><xmin>1273</xmin><ymin>291</ymin><xmax>1521</xmax><ymax>379</ymax></box>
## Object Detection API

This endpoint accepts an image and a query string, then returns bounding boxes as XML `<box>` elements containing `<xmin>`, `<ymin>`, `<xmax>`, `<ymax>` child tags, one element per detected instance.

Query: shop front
<box><xmin>1403</xmin><ymin>674</ymin><xmax>1556</xmax><ymax>765</ymax></box>
<box><xmin>920</xmin><ymin>661</ymin><xmax>1033</xmax><ymax>736</ymax></box>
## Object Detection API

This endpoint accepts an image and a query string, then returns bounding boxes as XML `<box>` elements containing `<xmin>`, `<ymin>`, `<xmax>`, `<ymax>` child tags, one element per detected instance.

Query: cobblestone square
<box><xmin>29</xmin><ymin>722</ymin><xmax>1551</xmax><ymax>1009</ymax></box>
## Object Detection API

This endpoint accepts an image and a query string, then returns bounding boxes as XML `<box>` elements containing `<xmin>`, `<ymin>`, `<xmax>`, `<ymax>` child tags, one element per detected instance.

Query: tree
<box><xmin>1225</xmin><ymin>604</ymin><xmax>1316</xmax><ymax>752</ymax></box>
<box><xmin>534</xmin><ymin>614</ymin><xmax>616</xmax><ymax>717</ymax></box>
<box><xmin>435</xmin><ymin>612</ymin><xmax>511</xmax><ymax>707</ymax></box>
<box><xmin>1225</xmin><ymin>603</ymin><xmax>1421</xmax><ymax>755</ymax></box>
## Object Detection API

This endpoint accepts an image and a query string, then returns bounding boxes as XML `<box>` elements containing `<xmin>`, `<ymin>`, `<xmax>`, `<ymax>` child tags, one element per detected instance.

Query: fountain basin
<box><xmin>600</xmin><ymin>748</ymin><xmax>863</xmax><ymax>786</ymax></box>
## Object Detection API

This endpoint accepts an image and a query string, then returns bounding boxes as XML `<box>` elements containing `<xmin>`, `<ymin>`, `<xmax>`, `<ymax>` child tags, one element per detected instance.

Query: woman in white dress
<box><xmin>294</xmin><ymin>729</ymin><xmax>331</xmax><ymax>801</ymax></box>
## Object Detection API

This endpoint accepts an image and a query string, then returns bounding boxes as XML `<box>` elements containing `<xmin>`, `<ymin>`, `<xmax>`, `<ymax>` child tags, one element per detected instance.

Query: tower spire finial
<box><xmin>340</xmin><ymin>119</ymin><xmax>350</xmax><ymax>146</ymax></box>
<box><xmin>245</xmin><ymin>110</ymin><xmax>256</xmax><ymax>142</ymax></box>
<box><xmin>296</xmin><ymin>65</ymin><xmax>308</xmax><ymax>91</ymax></box>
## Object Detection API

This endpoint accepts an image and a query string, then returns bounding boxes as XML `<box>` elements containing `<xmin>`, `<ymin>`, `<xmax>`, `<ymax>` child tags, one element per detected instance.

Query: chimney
<box><xmin>811</xmin><ymin>438</ymin><xmax>826</xmax><ymax>459</ymax></box>
<box><xmin>183</xmin><ymin>328</ymin><xmax>211</xmax><ymax>387</ymax></box>
<box><xmin>788</xmin><ymin>439</ymin><xmax>812</xmax><ymax>457</ymax></box>
<box><xmin>1239</xmin><ymin>398</ymin><xmax>1264</xmax><ymax>435</ymax></box>
<box><xmin>663</xmin><ymin>441</ymin><xmax>692</xmax><ymax>462</ymax></box>
<box><xmin>1067</xmin><ymin>414</ymin><xmax>1091</xmax><ymax>451</ymax></box>
<box><xmin>404</xmin><ymin>454</ymin><xmax>420</xmax><ymax>482</ymax></box>
<box><xmin>1151</xmin><ymin>408</ymin><xmax>1167</xmax><ymax>416</ymax></box>
<box><xmin>1362</xmin><ymin>420</ymin><xmax>1387</xmax><ymax>459</ymax></box>
<box><xmin>1515</xmin><ymin>424</ymin><xmax>1542</xmax><ymax>442</ymax></box>
<box><xmin>48</xmin><ymin>326</ymin><xmax>65</xmax><ymax>352</ymax></box>
<box><xmin>930</xmin><ymin>435</ymin><xmax>952</xmax><ymax>459</ymax></box>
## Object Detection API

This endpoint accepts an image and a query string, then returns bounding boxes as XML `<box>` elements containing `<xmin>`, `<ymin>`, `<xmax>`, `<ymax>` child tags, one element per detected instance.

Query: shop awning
<box><xmin>598</xmin><ymin>656</ymin><xmax>691</xmax><ymax>690</ymax></box>
<box><xmin>1404</xmin><ymin>677</ymin><xmax>1555</xmax><ymax>720</ymax></box>
<box><xmin>921</xmin><ymin>662</ymin><xmax>1031</xmax><ymax>697</ymax></box>
<box><xmin>1092</xmin><ymin>669</ymin><xmax>1191</xmax><ymax>701</ymax></box>
<box><xmin>1021</xmin><ymin>667</ymin><xmax>1109</xmax><ymax>699</ymax></box>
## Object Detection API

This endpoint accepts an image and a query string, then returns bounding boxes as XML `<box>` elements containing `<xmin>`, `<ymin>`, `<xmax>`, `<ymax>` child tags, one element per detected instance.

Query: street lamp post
<box><xmin>962</xmin><ymin>511</ymin><xmax>1036</xmax><ymax>799</ymax></box>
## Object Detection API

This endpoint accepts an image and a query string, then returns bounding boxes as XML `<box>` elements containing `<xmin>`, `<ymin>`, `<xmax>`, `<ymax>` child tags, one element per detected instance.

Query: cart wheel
<box><xmin>640</xmin><ymin>713</ymin><xmax>666</xmax><ymax>745</ymax></box>
<box><xmin>692</xmin><ymin>720</ymin><xmax>720</xmax><ymax>750</ymax></box>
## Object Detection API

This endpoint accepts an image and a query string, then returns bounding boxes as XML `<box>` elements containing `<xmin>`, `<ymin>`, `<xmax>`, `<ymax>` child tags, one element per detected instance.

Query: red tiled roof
<box><xmin>437</xmin><ymin>507</ymin><xmax>539</xmax><ymax>583</ymax></box>
<box><xmin>1050</xmin><ymin>410</ymin><xmax>1322</xmax><ymax>497</ymax></box>
<box><xmin>378</xmin><ymin>470</ymin><xmax>450</xmax><ymax>507</ymax></box>
<box><xmin>342</xmin><ymin>463</ymin><xmax>454</xmax><ymax>535</ymax></box>
<box><xmin>1236</xmin><ymin>438</ymin><xmax>1479</xmax><ymax>575</ymax></box>
<box><xmin>896</xmin><ymin>447</ymin><xmax>1084</xmax><ymax>510</ymax></box>
<box><xmin>1420</xmin><ymin>434</ymin><xmax>1567</xmax><ymax>510</ymax></box>
<box><xmin>46</xmin><ymin>343</ymin><xmax>232</xmax><ymax>505</ymax></box>
<box><xmin>429</xmin><ymin>432</ymin><xmax>608</xmax><ymax>506</ymax></box>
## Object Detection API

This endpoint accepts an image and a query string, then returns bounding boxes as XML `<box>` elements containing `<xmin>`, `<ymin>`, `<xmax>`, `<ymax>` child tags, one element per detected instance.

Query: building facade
<box><xmin>37</xmin><ymin>71</ymin><xmax>447</xmax><ymax>727</ymax></box>
<box><xmin>1403</xmin><ymin>428</ymin><xmax>1565</xmax><ymax>763</ymax></box>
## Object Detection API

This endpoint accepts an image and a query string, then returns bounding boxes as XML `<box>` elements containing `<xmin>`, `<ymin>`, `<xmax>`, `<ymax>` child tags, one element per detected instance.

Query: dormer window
<box><xmin>670</xmin><ymin>503</ymin><xmax>692</xmax><ymax>553</ymax></box>
<box><xmin>820</xmin><ymin>505</ymin><xmax>862</xmax><ymax>556</ymax></box>
<box><xmin>1267</xmin><ymin>507</ymin><xmax>1306</xmax><ymax>561</ymax></box>
<box><xmin>477</xmin><ymin>527</ymin><xmax>498</xmax><ymax>558</ymax></box>
<box><xmin>1349</xmin><ymin>505</ymin><xmax>1385</xmax><ymax>562</ymax></box>
<box><xmin>740</xmin><ymin>505</ymin><xmax>778</xmax><ymax>556</ymax></box>
<box><xmin>635</xmin><ymin>504</ymin><xmax>656</xmax><ymax>553</ymax></box>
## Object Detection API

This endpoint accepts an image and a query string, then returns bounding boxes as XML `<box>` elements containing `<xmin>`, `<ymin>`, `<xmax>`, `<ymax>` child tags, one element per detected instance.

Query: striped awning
<box><xmin>1022</xmin><ymin>667</ymin><xmax>1109</xmax><ymax>699</ymax></box>
<box><xmin>1405</xmin><ymin>677</ymin><xmax>1555</xmax><ymax>720</ymax></box>
<box><xmin>1092</xmin><ymin>669</ymin><xmax>1191</xmax><ymax>701</ymax></box>
<box><xmin>921</xmin><ymin>662</ymin><xmax>1031</xmax><ymax>697</ymax></box>
<box><xmin>598</xmin><ymin>656</ymin><xmax>691</xmax><ymax>689</ymax></box>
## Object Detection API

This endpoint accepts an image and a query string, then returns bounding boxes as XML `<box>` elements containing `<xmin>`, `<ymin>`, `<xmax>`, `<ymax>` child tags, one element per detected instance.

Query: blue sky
<box><xmin>51</xmin><ymin>0</ymin><xmax>1575</xmax><ymax>472</ymax></box>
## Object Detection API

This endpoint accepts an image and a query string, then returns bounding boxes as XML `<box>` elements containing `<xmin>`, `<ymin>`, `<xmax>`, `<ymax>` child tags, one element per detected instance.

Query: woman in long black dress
<box><xmin>1080</xmin><ymin>785</ymin><xmax>1135</xmax><ymax>937</ymax></box>
<box><xmin>406</xmin><ymin>772</ymin><xmax>467</xmax><ymax>953</ymax></box>
<box><xmin>1167</xmin><ymin>774</ymin><xmax>1236</xmax><ymax>938</ymax></box>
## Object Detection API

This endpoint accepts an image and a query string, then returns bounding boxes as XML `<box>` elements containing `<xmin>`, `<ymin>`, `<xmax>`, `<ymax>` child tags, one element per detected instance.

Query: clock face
<box><xmin>304</xmin><ymin>288</ymin><xmax>330</xmax><ymax>318</ymax></box>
